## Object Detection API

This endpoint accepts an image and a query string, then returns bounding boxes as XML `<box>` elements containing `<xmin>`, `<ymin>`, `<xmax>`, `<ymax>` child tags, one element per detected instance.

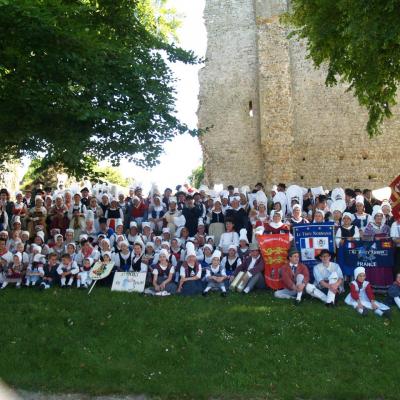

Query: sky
<box><xmin>118</xmin><ymin>0</ymin><xmax>207</xmax><ymax>192</ymax></box>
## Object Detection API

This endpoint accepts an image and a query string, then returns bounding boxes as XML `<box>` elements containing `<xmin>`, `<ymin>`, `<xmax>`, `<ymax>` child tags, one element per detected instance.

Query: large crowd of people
<box><xmin>0</xmin><ymin>180</ymin><xmax>399</xmax><ymax>318</ymax></box>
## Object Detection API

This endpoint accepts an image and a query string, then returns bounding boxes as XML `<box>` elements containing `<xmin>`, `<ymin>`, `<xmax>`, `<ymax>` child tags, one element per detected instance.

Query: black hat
<box><xmin>99</xmin><ymin>217</ymin><xmax>107</xmax><ymax>224</ymax></box>
<box><xmin>317</xmin><ymin>249</ymin><xmax>333</xmax><ymax>260</ymax></box>
<box><xmin>80</xmin><ymin>187</ymin><xmax>89</xmax><ymax>193</ymax></box>
<box><xmin>287</xmin><ymin>247</ymin><xmax>300</xmax><ymax>258</ymax></box>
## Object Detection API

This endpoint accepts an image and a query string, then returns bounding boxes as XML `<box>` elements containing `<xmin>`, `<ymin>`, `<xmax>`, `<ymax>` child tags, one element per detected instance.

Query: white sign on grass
<box><xmin>111</xmin><ymin>272</ymin><xmax>146</xmax><ymax>293</ymax></box>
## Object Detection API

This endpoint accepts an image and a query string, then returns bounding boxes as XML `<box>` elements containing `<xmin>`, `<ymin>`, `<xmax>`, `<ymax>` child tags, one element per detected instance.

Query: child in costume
<box><xmin>345</xmin><ymin>267</ymin><xmax>390</xmax><ymax>317</ymax></box>
<box><xmin>57</xmin><ymin>253</ymin><xmax>79</xmax><ymax>288</ymax></box>
<box><xmin>203</xmin><ymin>250</ymin><xmax>228</xmax><ymax>297</ymax></box>
<box><xmin>77</xmin><ymin>257</ymin><xmax>94</xmax><ymax>289</ymax></box>
<box><xmin>1</xmin><ymin>253</ymin><xmax>24</xmax><ymax>289</ymax></box>
<box><xmin>39</xmin><ymin>253</ymin><xmax>59</xmax><ymax>289</ymax></box>
<box><xmin>25</xmin><ymin>254</ymin><xmax>45</xmax><ymax>287</ymax></box>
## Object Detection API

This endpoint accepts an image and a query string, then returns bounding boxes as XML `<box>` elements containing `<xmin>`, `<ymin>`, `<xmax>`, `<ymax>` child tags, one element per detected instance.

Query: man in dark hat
<box><xmin>275</xmin><ymin>248</ymin><xmax>327</xmax><ymax>304</ymax></box>
<box><xmin>80</xmin><ymin>187</ymin><xmax>90</xmax><ymax>207</ymax></box>
<box><xmin>182</xmin><ymin>195</ymin><xmax>202</xmax><ymax>236</ymax></box>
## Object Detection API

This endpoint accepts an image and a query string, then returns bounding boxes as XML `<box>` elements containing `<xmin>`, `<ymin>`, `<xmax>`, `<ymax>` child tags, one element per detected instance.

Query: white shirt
<box><xmin>391</xmin><ymin>221</ymin><xmax>400</xmax><ymax>247</ymax></box>
<box><xmin>153</xmin><ymin>264</ymin><xmax>175</xmax><ymax>276</ymax></box>
<box><xmin>313</xmin><ymin>262</ymin><xmax>343</xmax><ymax>288</ymax></box>
<box><xmin>219</xmin><ymin>231</ymin><xmax>239</xmax><ymax>253</ymax></box>
<box><xmin>247</xmin><ymin>255</ymin><xmax>260</xmax><ymax>276</ymax></box>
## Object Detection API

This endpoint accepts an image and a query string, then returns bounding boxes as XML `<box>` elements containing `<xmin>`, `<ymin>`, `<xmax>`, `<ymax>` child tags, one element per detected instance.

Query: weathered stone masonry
<box><xmin>198</xmin><ymin>0</ymin><xmax>400</xmax><ymax>190</ymax></box>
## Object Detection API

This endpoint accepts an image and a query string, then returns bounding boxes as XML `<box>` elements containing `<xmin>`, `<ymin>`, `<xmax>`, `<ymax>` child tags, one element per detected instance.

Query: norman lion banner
<box><xmin>257</xmin><ymin>234</ymin><xmax>290</xmax><ymax>290</ymax></box>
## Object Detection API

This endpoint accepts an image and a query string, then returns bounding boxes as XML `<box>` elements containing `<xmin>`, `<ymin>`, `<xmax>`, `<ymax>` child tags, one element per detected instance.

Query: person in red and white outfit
<box><xmin>345</xmin><ymin>267</ymin><xmax>390</xmax><ymax>317</ymax></box>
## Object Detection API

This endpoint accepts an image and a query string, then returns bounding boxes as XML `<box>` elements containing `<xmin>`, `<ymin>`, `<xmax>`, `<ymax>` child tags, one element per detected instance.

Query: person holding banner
<box><xmin>344</xmin><ymin>267</ymin><xmax>390</xmax><ymax>317</ymax></box>
<box><xmin>287</xmin><ymin>204</ymin><xmax>308</xmax><ymax>233</ymax></box>
<box><xmin>274</xmin><ymin>248</ymin><xmax>328</xmax><ymax>304</ymax></box>
<box><xmin>313</xmin><ymin>250</ymin><xmax>344</xmax><ymax>307</ymax></box>
<box><xmin>263</xmin><ymin>211</ymin><xmax>290</xmax><ymax>236</ymax></box>
<box><xmin>230</xmin><ymin>242</ymin><xmax>264</xmax><ymax>294</ymax></box>
<box><xmin>364</xmin><ymin>207</ymin><xmax>390</xmax><ymax>240</ymax></box>
<box><xmin>335</xmin><ymin>212</ymin><xmax>360</xmax><ymax>248</ymax></box>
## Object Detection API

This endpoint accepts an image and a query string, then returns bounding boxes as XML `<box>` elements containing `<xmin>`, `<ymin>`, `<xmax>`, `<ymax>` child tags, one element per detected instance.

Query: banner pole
<box><xmin>88</xmin><ymin>280</ymin><xmax>97</xmax><ymax>296</ymax></box>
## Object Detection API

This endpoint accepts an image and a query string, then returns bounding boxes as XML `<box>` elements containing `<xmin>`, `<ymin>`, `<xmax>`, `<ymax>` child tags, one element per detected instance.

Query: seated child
<box><xmin>57</xmin><ymin>253</ymin><xmax>79</xmax><ymax>287</ymax></box>
<box><xmin>26</xmin><ymin>254</ymin><xmax>45</xmax><ymax>287</ymax></box>
<box><xmin>77</xmin><ymin>257</ymin><xmax>94</xmax><ymax>289</ymax></box>
<box><xmin>345</xmin><ymin>267</ymin><xmax>390</xmax><ymax>317</ymax></box>
<box><xmin>1</xmin><ymin>253</ymin><xmax>24</xmax><ymax>289</ymax></box>
<box><xmin>203</xmin><ymin>250</ymin><xmax>228</xmax><ymax>297</ymax></box>
<box><xmin>39</xmin><ymin>253</ymin><xmax>59</xmax><ymax>289</ymax></box>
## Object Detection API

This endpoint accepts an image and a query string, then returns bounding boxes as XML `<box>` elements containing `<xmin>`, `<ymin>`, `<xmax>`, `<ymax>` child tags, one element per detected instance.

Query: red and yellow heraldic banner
<box><xmin>390</xmin><ymin>175</ymin><xmax>400</xmax><ymax>221</ymax></box>
<box><xmin>257</xmin><ymin>234</ymin><xmax>290</xmax><ymax>290</ymax></box>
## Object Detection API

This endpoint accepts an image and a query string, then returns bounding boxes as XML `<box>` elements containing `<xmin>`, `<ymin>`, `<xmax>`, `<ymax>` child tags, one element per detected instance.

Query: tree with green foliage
<box><xmin>0</xmin><ymin>0</ymin><xmax>199</xmax><ymax>178</ymax></box>
<box><xmin>284</xmin><ymin>1</ymin><xmax>400</xmax><ymax>136</ymax></box>
<box><xmin>93</xmin><ymin>164</ymin><xmax>131</xmax><ymax>187</ymax></box>
<box><xmin>188</xmin><ymin>164</ymin><xmax>204</xmax><ymax>189</ymax></box>
<box><xmin>22</xmin><ymin>158</ymin><xmax>131</xmax><ymax>189</ymax></box>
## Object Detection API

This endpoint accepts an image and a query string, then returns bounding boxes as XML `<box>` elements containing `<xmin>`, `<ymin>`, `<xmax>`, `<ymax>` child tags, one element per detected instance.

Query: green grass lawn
<box><xmin>0</xmin><ymin>287</ymin><xmax>399</xmax><ymax>399</ymax></box>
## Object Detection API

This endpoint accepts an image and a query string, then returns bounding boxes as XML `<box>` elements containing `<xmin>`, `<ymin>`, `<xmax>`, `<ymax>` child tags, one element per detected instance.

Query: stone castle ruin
<box><xmin>198</xmin><ymin>0</ymin><xmax>400</xmax><ymax>190</ymax></box>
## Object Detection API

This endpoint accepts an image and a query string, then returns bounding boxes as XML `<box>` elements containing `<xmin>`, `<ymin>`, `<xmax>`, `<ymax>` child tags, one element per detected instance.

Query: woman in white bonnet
<box><xmin>353</xmin><ymin>195</ymin><xmax>372</xmax><ymax>236</ymax></box>
<box><xmin>364</xmin><ymin>207</ymin><xmax>390</xmax><ymax>240</ymax></box>
<box><xmin>206</xmin><ymin>197</ymin><xmax>225</xmax><ymax>246</ymax></box>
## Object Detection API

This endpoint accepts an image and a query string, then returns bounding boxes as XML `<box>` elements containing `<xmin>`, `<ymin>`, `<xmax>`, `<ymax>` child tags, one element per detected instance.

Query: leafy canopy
<box><xmin>0</xmin><ymin>0</ymin><xmax>199</xmax><ymax>177</ymax></box>
<box><xmin>284</xmin><ymin>0</ymin><xmax>400</xmax><ymax>136</ymax></box>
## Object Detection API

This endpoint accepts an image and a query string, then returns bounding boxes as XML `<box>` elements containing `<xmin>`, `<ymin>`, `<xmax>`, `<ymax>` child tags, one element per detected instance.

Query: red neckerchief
<box><xmin>82</xmin><ymin>246</ymin><xmax>94</xmax><ymax>258</ymax></box>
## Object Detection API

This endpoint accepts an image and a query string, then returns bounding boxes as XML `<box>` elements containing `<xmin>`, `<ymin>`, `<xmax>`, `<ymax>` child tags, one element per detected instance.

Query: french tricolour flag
<box><xmin>300</xmin><ymin>237</ymin><xmax>314</xmax><ymax>249</ymax></box>
<box><xmin>301</xmin><ymin>237</ymin><xmax>329</xmax><ymax>250</ymax></box>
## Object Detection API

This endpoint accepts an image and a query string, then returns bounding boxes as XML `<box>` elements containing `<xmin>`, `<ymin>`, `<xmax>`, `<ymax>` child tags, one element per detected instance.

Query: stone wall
<box><xmin>198</xmin><ymin>0</ymin><xmax>400</xmax><ymax>190</ymax></box>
